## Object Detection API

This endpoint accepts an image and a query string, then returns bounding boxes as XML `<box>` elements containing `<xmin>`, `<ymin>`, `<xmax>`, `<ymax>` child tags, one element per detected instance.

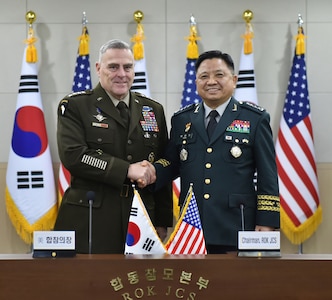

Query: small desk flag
<box><xmin>125</xmin><ymin>188</ymin><xmax>167</xmax><ymax>255</ymax></box>
<box><xmin>166</xmin><ymin>185</ymin><xmax>206</xmax><ymax>254</ymax></box>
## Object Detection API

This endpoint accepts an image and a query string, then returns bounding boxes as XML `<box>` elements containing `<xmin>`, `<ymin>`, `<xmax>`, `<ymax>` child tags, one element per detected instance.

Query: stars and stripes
<box><xmin>181</xmin><ymin>59</ymin><xmax>201</xmax><ymax>108</ymax></box>
<box><xmin>72</xmin><ymin>53</ymin><xmax>91</xmax><ymax>91</ymax></box>
<box><xmin>174</xmin><ymin>17</ymin><xmax>202</xmax><ymax>220</ymax></box>
<box><xmin>58</xmin><ymin>27</ymin><xmax>92</xmax><ymax>200</ymax></box>
<box><xmin>275</xmin><ymin>32</ymin><xmax>322</xmax><ymax>244</ymax></box>
<box><xmin>166</xmin><ymin>186</ymin><xmax>206</xmax><ymax>254</ymax></box>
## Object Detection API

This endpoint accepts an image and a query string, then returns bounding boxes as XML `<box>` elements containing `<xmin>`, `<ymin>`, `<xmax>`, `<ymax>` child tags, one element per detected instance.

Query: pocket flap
<box><xmin>65</xmin><ymin>187</ymin><xmax>103</xmax><ymax>208</ymax></box>
<box><xmin>229</xmin><ymin>194</ymin><xmax>256</xmax><ymax>208</ymax></box>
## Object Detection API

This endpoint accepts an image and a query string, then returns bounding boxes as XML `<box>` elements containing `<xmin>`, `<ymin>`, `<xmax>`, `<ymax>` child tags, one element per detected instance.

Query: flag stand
<box><xmin>298</xmin><ymin>243</ymin><xmax>303</xmax><ymax>254</ymax></box>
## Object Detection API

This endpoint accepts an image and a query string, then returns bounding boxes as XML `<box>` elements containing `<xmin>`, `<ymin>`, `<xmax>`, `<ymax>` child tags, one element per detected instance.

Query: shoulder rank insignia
<box><xmin>239</xmin><ymin>101</ymin><xmax>265</xmax><ymax>113</ymax></box>
<box><xmin>133</xmin><ymin>91</ymin><xmax>159</xmax><ymax>104</ymax></box>
<box><xmin>67</xmin><ymin>89</ymin><xmax>93</xmax><ymax>98</ymax></box>
<box><xmin>173</xmin><ymin>103</ymin><xmax>199</xmax><ymax>116</ymax></box>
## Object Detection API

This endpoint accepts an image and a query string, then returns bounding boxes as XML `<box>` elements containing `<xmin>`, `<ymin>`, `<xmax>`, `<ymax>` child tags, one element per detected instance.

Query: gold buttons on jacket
<box><xmin>127</xmin><ymin>155</ymin><xmax>133</xmax><ymax>161</ymax></box>
<box><xmin>206</xmin><ymin>147</ymin><xmax>213</xmax><ymax>153</ymax></box>
<box><xmin>204</xmin><ymin>194</ymin><xmax>210</xmax><ymax>200</ymax></box>
<box><xmin>205</xmin><ymin>163</ymin><xmax>211</xmax><ymax>168</ymax></box>
<box><xmin>205</xmin><ymin>178</ymin><xmax>211</xmax><ymax>184</ymax></box>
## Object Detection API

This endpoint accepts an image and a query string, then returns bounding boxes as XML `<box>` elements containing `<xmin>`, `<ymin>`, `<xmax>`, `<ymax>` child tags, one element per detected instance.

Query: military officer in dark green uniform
<box><xmin>153</xmin><ymin>50</ymin><xmax>280</xmax><ymax>253</ymax></box>
<box><xmin>54</xmin><ymin>39</ymin><xmax>172</xmax><ymax>254</ymax></box>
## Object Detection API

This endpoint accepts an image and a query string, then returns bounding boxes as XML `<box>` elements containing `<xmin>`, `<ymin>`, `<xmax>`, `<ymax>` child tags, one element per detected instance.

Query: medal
<box><xmin>185</xmin><ymin>123</ymin><xmax>191</xmax><ymax>132</ymax></box>
<box><xmin>230</xmin><ymin>145</ymin><xmax>242</xmax><ymax>158</ymax></box>
<box><xmin>180</xmin><ymin>148</ymin><xmax>188</xmax><ymax>161</ymax></box>
<box><xmin>148</xmin><ymin>152</ymin><xmax>155</xmax><ymax>163</ymax></box>
<box><xmin>93</xmin><ymin>108</ymin><xmax>107</xmax><ymax>122</ymax></box>
<box><xmin>140</xmin><ymin>106</ymin><xmax>159</xmax><ymax>132</ymax></box>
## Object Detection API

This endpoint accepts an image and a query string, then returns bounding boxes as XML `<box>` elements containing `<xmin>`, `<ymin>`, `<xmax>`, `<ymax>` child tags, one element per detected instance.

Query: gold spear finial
<box><xmin>242</xmin><ymin>9</ymin><xmax>253</xmax><ymax>23</ymax></box>
<box><xmin>25</xmin><ymin>11</ymin><xmax>37</xmax><ymax>62</ymax></box>
<box><xmin>25</xmin><ymin>10</ymin><xmax>36</xmax><ymax>25</ymax></box>
<box><xmin>241</xmin><ymin>10</ymin><xmax>254</xmax><ymax>54</ymax></box>
<box><xmin>133</xmin><ymin>10</ymin><xmax>144</xmax><ymax>24</ymax></box>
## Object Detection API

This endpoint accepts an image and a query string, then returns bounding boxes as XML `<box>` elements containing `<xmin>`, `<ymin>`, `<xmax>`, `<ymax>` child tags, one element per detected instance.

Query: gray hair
<box><xmin>98</xmin><ymin>39</ymin><xmax>132</xmax><ymax>62</ymax></box>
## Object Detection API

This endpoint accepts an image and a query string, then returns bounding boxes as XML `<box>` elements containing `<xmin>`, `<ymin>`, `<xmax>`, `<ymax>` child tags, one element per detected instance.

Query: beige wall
<box><xmin>1</xmin><ymin>0</ymin><xmax>332</xmax><ymax>253</ymax></box>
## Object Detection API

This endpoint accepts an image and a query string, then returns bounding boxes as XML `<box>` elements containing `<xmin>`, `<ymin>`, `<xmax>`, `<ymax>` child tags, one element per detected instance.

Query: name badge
<box><xmin>238</xmin><ymin>231</ymin><xmax>281</xmax><ymax>257</ymax></box>
<box><xmin>33</xmin><ymin>231</ymin><xmax>76</xmax><ymax>258</ymax></box>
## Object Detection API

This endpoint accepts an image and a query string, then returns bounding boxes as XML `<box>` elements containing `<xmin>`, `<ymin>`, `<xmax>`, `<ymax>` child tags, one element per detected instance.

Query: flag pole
<box><xmin>178</xmin><ymin>183</ymin><xmax>193</xmax><ymax>218</ymax></box>
<box><xmin>297</xmin><ymin>13</ymin><xmax>304</xmax><ymax>255</ymax></box>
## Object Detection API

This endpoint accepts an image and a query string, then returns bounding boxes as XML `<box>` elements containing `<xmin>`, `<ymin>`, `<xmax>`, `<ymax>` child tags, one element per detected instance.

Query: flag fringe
<box><xmin>172</xmin><ymin>188</ymin><xmax>180</xmax><ymax>221</ymax></box>
<box><xmin>25</xmin><ymin>27</ymin><xmax>38</xmax><ymax>63</ymax></box>
<box><xmin>78</xmin><ymin>26</ymin><xmax>89</xmax><ymax>56</ymax></box>
<box><xmin>185</xmin><ymin>19</ymin><xmax>201</xmax><ymax>59</ymax></box>
<box><xmin>295</xmin><ymin>27</ymin><xmax>306</xmax><ymax>55</ymax></box>
<box><xmin>281</xmin><ymin>205</ymin><xmax>322</xmax><ymax>245</ymax></box>
<box><xmin>186</xmin><ymin>40</ymin><xmax>199</xmax><ymax>59</ymax></box>
<box><xmin>5</xmin><ymin>187</ymin><xmax>58</xmax><ymax>245</ymax></box>
<box><xmin>242</xmin><ymin>23</ymin><xmax>254</xmax><ymax>55</ymax></box>
<box><xmin>131</xmin><ymin>23</ymin><xmax>145</xmax><ymax>60</ymax></box>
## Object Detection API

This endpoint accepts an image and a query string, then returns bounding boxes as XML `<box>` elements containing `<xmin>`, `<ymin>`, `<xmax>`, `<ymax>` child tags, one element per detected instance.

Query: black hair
<box><xmin>195</xmin><ymin>50</ymin><xmax>235</xmax><ymax>73</ymax></box>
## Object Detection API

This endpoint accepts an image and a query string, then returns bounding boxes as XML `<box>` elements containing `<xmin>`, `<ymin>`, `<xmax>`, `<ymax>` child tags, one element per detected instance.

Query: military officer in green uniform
<box><xmin>54</xmin><ymin>39</ymin><xmax>172</xmax><ymax>254</ymax></box>
<box><xmin>153</xmin><ymin>50</ymin><xmax>280</xmax><ymax>253</ymax></box>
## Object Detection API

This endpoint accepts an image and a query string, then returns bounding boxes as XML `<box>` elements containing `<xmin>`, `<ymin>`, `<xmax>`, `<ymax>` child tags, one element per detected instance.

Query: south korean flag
<box><xmin>125</xmin><ymin>188</ymin><xmax>167</xmax><ymax>255</ymax></box>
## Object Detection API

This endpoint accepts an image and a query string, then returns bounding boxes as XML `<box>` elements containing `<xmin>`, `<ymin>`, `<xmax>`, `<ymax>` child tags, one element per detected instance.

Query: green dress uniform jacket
<box><xmin>155</xmin><ymin>98</ymin><xmax>280</xmax><ymax>247</ymax></box>
<box><xmin>54</xmin><ymin>83</ymin><xmax>173</xmax><ymax>253</ymax></box>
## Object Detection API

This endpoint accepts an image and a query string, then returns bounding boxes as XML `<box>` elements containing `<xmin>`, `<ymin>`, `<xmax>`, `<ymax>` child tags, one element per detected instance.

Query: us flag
<box><xmin>58</xmin><ymin>26</ymin><xmax>92</xmax><ymax>201</ymax></box>
<box><xmin>166</xmin><ymin>186</ymin><xmax>206</xmax><ymax>254</ymax></box>
<box><xmin>275</xmin><ymin>27</ymin><xmax>322</xmax><ymax>245</ymax></box>
<box><xmin>181</xmin><ymin>59</ymin><xmax>201</xmax><ymax>108</ymax></box>
<box><xmin>174</xmin><ymin>16</ymin><xmax>202</xmax><ymax>221</ymax></box>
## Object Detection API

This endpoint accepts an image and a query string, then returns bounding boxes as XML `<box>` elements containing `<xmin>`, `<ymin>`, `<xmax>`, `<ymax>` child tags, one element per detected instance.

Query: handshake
<box><xmin>127</xmin><ymin>160</ymin><xmax>156</xmax><ymax>188</ymax></box>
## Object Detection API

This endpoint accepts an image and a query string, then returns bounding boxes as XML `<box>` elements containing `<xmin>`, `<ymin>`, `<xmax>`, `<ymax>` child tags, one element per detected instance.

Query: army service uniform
<box><xmin>54</xmin><ymin>83</ymin><xmax>173</xmax><ymax>253</ymax></box>
<box><xmin>155</xmin><ymin>98</ymin><xmax>280</xmax><ymax>247</ymax></box>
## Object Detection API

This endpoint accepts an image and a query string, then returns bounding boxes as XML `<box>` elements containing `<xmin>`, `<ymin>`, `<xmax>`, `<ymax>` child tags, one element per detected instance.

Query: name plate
<box><xmin>33</xmin><ymin>231</ymin><xmax>76</xmax><ymax>258</ymax></box>
<box><xmin>238</xmin><ymin>231</ymin><xmax>281</xmax><ymax>257</ymax></box>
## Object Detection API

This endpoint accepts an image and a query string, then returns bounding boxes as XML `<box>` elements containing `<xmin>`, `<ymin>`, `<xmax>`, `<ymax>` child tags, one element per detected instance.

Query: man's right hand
<box><xmin>127</xmin><ymin>160</ymin><xmax>156</xmax><ymax>188</ymax></box>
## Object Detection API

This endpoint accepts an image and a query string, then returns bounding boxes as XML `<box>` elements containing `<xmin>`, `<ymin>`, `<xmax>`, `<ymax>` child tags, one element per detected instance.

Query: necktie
<box><xmin>207</xmin><ymin>110</ymin><xmax>219</xmax><ymax>139</ymax></box>
<box><xmin>117</xmin><ymin>101</ymin><xmax>129</xmax><ymax>128</ymax></box>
